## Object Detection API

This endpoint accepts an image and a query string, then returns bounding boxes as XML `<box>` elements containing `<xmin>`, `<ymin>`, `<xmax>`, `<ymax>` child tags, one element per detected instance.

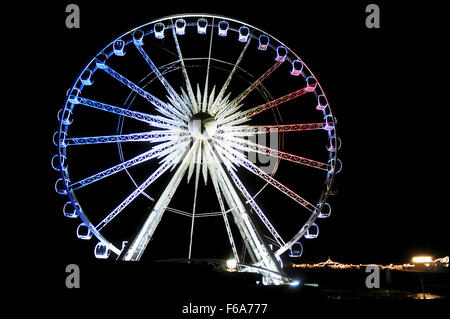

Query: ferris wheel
<box><xmin>52</xmin><ymin>14</ymin><xmax>341</xmax><ymax>285</ymax></box>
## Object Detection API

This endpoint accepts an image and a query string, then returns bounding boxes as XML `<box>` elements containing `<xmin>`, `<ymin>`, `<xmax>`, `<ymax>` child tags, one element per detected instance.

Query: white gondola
<box><xmin>94</xmin><ymin>242</ymin><xmax>111</xmax><ymax>259</ymax></box>
<box><xmin>218</xmin><ymin>20</ymin><xmax>229</xmax><ymax>37</ymax></box>
<box><xmin>132</xmin><ymin>30</ymin><xmax>144</xmax><ymax>45</ymax></box>
<box><xmin>175</xmin><ymin>19</ymin><xmax>186</xmax><ymax>35</ymax></box>
<box><xmin>238</xmin><ymin>26</ymin><xmax>249</xmax><ymax>42</ymax></box>
<box><xmin>76</xmin><ymin>223</ymin><xmax>92</xmax><ymax>240</ymax></box>
<box><xmin>197</xmin><ymin>18</ymin><xmax>208</xmax><ymax>34</ymax></box>
<box><xmin>257</xmin><ymin>34</ymin><xmax>269</xmax><ymax>50</ymax></box>
<box><xmin>324</xmin><ymin>114</ymin><xmax>335</xmax><ymax>131</ymax></box>
<box><xmin>52</xmin><ymin>131</ymin><xmax>58</xmax><ymax>146</ymax></box>
<box><xmin>55</xmin><ymin>178</ymin><xmax>67</xmax><ymax>195</ymax></box>
<box><xmin>68</xmin><ymin>88</ymin><xmax>81</xmax><ymax>104</ymax></box>
<box><xmin>305</xmin><ymin>223</ymin><xmax>319</xmax><ymax>239</ymax></box>
<box><xmin>57</xmin><ymin>108</ymin><xmax>63</xmax><ymax>121</ymax></box>
<box><xmin>290</xmin><ymin>59</ymin><xmax>303</xmax><ymax>76</ymax></box>
<box><xmin>275</xmin><ymin>46</ymin><xmax>287</xmax><ymax>62</ymax></box>
<box><xmin>63</xmin><ymin>202</ymin><xmax>79</xmax><ymax>218</ymax></box>
<box><xmin>51</xmin><ymin>154</ymin><xmax>67</xmax><ymax>171</ymax></box>
<box><xmin>289</xmin><ymin>242</ymin><xmax>303</xmax><ymax>257</ymax></box>
<box><xmin>80</xmin><ymin>69</ymin><xmax>93</xmax><ymax>86</ymax></box>
<box><xmin>305</xmin><ymin>76</ymin><xmax>317</xmax><ymax>92</ymax></box>
<box><xmin>113</xmin><ymin>39</ymin><xmax>126</xmax><ymax>56</ymax></box>
<box><xmin>328</xmin><ymin>158</ymin><xmax>342</xmax><ymax>174</ymax></box>
<box><xmin>317</xmin><ymin>202</ymin><xmax>331</xmax><ymax>218</ymax></box>
<box><xmin>51</xmin><ymin>154</ymin><xmax>60</xmax><ymax>171</ymax></box>
<box><xmin>53</xmin><ymin>131</ymin><xmax>67</xmax><ymax>146</ymax></box>
<box><xmin>95</xmin><ymin>53</ymin><xmax>108</xmax><ymax>69</ymax></box>
<box><xmin>316</xmin><ymin>94</ymin><xmax>327</xmax><ymax>111</ymax></box>
<box><xmin>53</xmin><ymin>131</ymin><xmax>68</xmax><ymax>150</ymax></box>
<box><xmin>154</xmin><ymin>22</ymin><xmax>165</xmax><ymax>39</ymax></box>
<box><xmin>60</xmin><ymin>109</ymin><xmax>73</xmax><ymax>125</ymax></box>
<box><xmin>327</xmin><ymin>136</ymin><xmax>341</xmax><ymax>152</ymax></box>
<box><xmin>51</xmin><ymin>154</ymin><xmax>61</xmax><ymax>171</ymax></box>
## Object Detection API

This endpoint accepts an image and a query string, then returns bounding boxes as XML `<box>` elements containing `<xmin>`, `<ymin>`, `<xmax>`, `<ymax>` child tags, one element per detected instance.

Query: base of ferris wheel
<box><xmin>114</xmin><ymin>192</ymin><xmax>300</xmax><ymax>286</ymax></box>
<box><xmin>114</xmin><ymin>208</ymin><xmax>301</xmax><ymax>286</ymax></box>
<box><xmin>152</xmin><ymin>258</ymin><xmax>301</xmax><ymax>287</ymax></box>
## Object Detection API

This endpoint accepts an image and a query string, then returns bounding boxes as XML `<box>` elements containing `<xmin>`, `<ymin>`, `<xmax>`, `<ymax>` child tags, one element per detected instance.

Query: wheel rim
<box><xmin>53</xmin><ymin>14</ymin><xmax>341</xmax><ymax>285</ymax></box>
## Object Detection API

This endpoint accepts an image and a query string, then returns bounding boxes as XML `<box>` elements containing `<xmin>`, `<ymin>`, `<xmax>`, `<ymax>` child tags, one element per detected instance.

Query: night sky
<box><xmin>19</xmin><ymin>0</ymin><xmax>447</xmax><ymax>300</ymax></box>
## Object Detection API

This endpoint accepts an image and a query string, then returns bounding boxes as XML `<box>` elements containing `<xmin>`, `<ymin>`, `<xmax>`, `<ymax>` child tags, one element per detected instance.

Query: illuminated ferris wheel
<box><xmin>52</xmin><ymin>14</ymin><xmax>341</xmax><ymax>285</ymax></box>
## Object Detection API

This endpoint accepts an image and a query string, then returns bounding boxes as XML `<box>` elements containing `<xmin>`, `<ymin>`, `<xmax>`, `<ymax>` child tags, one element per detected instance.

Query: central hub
<box><xmin>188</xmin><ymin>112</ymin><xmax>217</xmax><ymax>140</ymax></box>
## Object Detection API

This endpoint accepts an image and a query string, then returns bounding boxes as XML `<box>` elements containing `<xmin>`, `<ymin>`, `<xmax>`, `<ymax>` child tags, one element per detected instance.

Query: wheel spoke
<box><xmin>64</xmin><ymin>131</ymin><xmax>187</xmax><ymax>146</ymax></box>
<box><xmin>219</xmin><ymin>86</ymin><xmax>311</xmax><ymax>126</ymax></box>
<box><xmin>96</xmin><ymin>143</ymin><xmax>188</xmax><ymax>231</ymax></box>
<box><xmin>166</xmin><ymin>91</ymin><xmax>193</xmax><ymax>118</ymax></box>
<box><xmin>171</xmin><ymin>20</ymin><xmax>199</xmax><ymax>113</ymax></box>
<box><xmin>218</xmin><ymin>122</ymin><xmax>326</xmax><ymax>136</ymax></box>
<box><xmin>121</xmin><ymin>140</ymin><xmax>199</xmax><ymax>261</ymax></box>
<box><xmin>133</xmin><ymin>40</ymin><xmax>188</xmax><ymax>115</ymax></box>
<box><xmin>214</xmin><ymin>141</ymin><xmax>318</xmax><ymax>213</ymax></box>
<box><xmin>216</xmin><ymin>61</ymin><xmax>282</xmax><ymax>119</ymax></box>
<box><xmin>202</xmin><ymin>18</ymin><xmax>214</xmax><ymax>113</ymax></box>
<box><xmin>214</xmin><ymin>145</ymin><xmax>285</xmax><ymax>247</ymax></box>
<box><xmin>209</xmin><ymin>33</ymin><xmax>252</xmax><ymax>115</ymax></box>
<box><xmin>220</xmin><ymin>135</ymin><xmax>330</xmax><ymax>171</ymax></box>
<box><xmin>188</xmin><ymin>143</ymin><xmax>201</xmax><ymax>259</ymax></box>
<box><xmin>208</xmin><ymin>143</ymin><xmax>282</xmax><ymax>278</ymax></box>
<box><xmin>204</xmin><ymin>141</ymin><xmax>240</xmax><ymax>262</ymax></box>
<box><xmin>75</xmin><ymin>96</ymin><xmax>180</xmax><ymax>129</ymax></box>
<box><xmin>68</xmin><ymin>138</ymin><xmax>189</xmax><ymax>190</ymax></box>
<box><xmin>187</xmin><ymin>141</ymin><xmax>201</xmax><ymax>183</ymax></box>
<box><xmin>151</xmin><ymin>138</ymin><xmax>190</xmax><ymax>160</ymax></box>
<box><xmin>102</xmin><ymin>64</ymin><xmax>188</xmax><ymax>122</ymax></box>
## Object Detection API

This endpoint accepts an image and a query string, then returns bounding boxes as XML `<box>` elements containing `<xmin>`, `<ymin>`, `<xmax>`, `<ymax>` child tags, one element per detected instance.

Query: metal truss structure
<box><xmin>53</xmin><ymin>14</ymin><xmax>341</xmax><ymax>285</ymax></box>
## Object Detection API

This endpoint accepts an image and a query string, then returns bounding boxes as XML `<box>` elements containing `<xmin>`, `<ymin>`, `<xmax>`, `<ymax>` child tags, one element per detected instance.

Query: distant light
<box><xmin>226</xmin><ymin>258</ymin><xmax>237</xmax><ymax>271</ymax></box>
<box><xmin>412</xmin><ymin>256</ymin><xmax>433</xmax><ymax>264</ymax></box>
<box><xmin>289</xmin><ymin>280</ymin><xmax>300</xmax><ymax>287</ymax></box>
